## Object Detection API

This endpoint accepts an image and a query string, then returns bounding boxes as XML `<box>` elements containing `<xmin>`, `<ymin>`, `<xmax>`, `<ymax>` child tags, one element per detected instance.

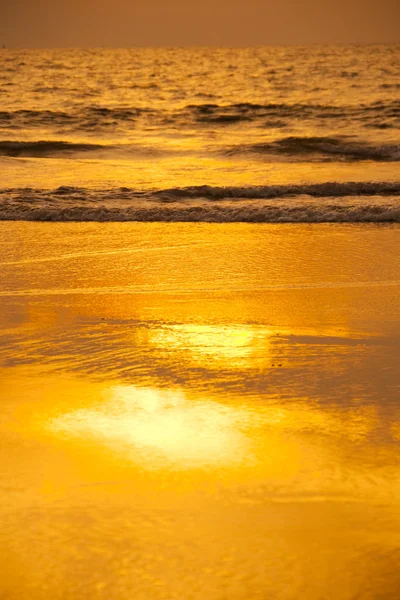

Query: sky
<box><xmin>0</xmin><ymin>0</ymin><xmax>399</xmax><ymax>47</ymax></box>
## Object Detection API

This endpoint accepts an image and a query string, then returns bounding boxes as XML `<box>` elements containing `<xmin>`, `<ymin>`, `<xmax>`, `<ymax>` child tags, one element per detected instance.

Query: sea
<box><xmin>1</xmin><ymin>45</ymin><xmax>399</xmax><ymax>222</ymax></box>
<box><xmin>2</xmin><ymin>45</ymin><xmax>400</xmax><ymax>600</ymax></box>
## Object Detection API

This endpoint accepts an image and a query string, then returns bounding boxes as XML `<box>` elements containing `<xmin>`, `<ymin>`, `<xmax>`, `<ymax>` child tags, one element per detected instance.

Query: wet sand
<box><xmin>1</xmin><ymin>222</ymin><xmax>400</xmax><ymax>599</ymax></box>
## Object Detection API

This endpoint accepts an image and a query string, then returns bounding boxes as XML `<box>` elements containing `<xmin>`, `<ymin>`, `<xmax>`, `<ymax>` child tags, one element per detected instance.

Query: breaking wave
<box><xmin>230</xmin><ymin>136</ymin><xmax>400</xmax><ymax>162</ymax></box>
<box><xmin>155</xmin><ymin>182</ymin><xmax>400</xmax><ymax>199</ymax></box>
<box><xmin>0</xmin><ymin>140</ymin><xmax>109</xmax><ymax>157</ymax></box>
<box><xmin>0</xmin><ymin>140</ymin><xmax>167</xmax><ymax>158</ymax></box>
<box><xmin>1</xmin><ymin>136</ymin><xmax>399</xmax><ymax>163</ymax></box>
<box><xmin>1</xmin><ymin>183</ymin><xmax>399</xmax><ymax>222</ymax></box>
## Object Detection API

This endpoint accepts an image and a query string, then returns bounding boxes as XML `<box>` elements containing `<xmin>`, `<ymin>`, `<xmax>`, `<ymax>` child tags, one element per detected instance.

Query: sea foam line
<box><xmin>0</xmin><ymin>201</ymin><xmax>399</xmax><ymax>222</ymax></box>
<box><xmin>1</xmin><ymin>183</ymin><xmax>400</xmax><ymax>222</ymax></box>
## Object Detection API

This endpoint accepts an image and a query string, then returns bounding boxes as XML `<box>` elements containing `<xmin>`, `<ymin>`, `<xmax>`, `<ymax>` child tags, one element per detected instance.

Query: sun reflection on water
<box><xmin>150</xmin><ymin>323</ymin><xmax>272</xmax><ymax>364</ymax></box>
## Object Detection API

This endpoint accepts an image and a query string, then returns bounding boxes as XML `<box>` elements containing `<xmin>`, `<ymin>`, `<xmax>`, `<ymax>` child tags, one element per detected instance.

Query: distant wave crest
<box><xmin>0</xmin><ymin>100</ymin><xmax>398</xmax><ymax>135</ymax></box>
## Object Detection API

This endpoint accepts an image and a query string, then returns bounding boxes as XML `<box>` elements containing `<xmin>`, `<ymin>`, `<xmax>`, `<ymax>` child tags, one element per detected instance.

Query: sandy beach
<box><xmin>1</xmin><ymin>222</ymin><xmax>399</xmax><ymax>599</ymax></box>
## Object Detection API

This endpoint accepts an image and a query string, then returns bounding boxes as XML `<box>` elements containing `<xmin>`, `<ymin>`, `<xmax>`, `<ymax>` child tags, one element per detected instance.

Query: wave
<box><xmin>229</xmin><ymin>136</ymin><xmax>400</xmax><ymax>162</ymax></box>
<box><xmin>1</xmin><ymin>183</ymin><xmax>399</xmax><ymax>222</ymax></box>
<box><xmin>0</xmin><ymin>100</ymin><xmax>398</xmax><ymax>133</ymax></box>
<box><xmin>156</xmin><ymin>182</ymin><xmax>400</xmax><ymax>199</ymax></box>
<box><xmin>1</xmin><ymin>136</ymin><xmax>399</xmax><ymax>163</ymax></box>
<box><xmin>0</xmin><ymin>106</ymin><xmax>151</xmax><ymax>137</ymax></box>
<box><xmin>177</xmin><ymin>101</ymin><xmax>400</xmax><ymax>125</ymax></box>
<box><xmin>1</xmin><ymin>201</ymin><xmax>398</xmax><ymax>223</ymax></box>
<box><xmin>0</xmin><ymin>140</ymin><xmax>109</xmax><ymax>157</ymax></box>
<box><xmin>0</xmin><ymin>106</ymin><xmax>149</xmax><ymax>125</ymax></box>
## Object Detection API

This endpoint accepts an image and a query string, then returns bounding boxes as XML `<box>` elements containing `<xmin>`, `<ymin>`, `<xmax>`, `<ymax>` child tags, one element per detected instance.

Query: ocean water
<box><xmin>1</xmin><ymin>45</ymin><xmax>399</xmax><ymax>221</ymax></box>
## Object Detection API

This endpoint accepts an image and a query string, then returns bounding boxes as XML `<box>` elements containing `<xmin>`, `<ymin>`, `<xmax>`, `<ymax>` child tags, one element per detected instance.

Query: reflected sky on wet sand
<box><xmin>49</xmin><ymin>384</ymin><xmax>251</xmax><ymax>469</ymax></box>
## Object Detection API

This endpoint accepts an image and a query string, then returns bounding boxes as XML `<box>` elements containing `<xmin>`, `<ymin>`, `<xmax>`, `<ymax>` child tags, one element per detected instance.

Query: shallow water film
<box><xmin>1</xmin><ymin>222</ymin><xmax>400</xmax><ymax>599</ymax></box>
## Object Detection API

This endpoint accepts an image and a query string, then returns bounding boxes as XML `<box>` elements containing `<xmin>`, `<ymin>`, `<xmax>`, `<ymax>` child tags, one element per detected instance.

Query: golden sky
<box><xmin>1</xmin><ymin>0</ymin><xmax>399</xmax><ymax>47</ymax></box>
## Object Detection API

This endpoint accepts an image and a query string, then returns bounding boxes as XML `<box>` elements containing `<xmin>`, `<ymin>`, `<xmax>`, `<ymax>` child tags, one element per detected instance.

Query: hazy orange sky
<box><xmin>1</xmin><ymin>0</ymin><xmax>399</xmax><ymax>47</ymax></box>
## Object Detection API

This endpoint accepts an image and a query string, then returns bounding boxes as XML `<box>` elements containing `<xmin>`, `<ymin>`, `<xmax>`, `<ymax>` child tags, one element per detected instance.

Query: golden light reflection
<box><xmin>150</xmin><ymin>323</ymin><xmax>271</xmax><ymax>364</ymax></box>
<box><xmin>49</xmin><ymin>385</ymin><xmax>251</xmax><ymax>469</ymax></box>
<box><xmin>44</xmin><ymin>377</ymin><xmax>381</xmax><ymax>485</ymax></box>
<box><xmin>1</xmin><ymin>364</ymin><xmax>398</xmax><ymax>508</ymax></box>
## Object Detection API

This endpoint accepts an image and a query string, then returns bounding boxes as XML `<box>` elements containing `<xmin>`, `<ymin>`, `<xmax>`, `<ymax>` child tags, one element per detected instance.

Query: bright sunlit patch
<box><xmin>49</xmin><ymin>385</ymin><xmax>251</xmax><ymax>469</ymax></box>
<box><xmin>150</xmin><ymin>323</ymin><xmax>271</xmax><ymax>363</ymax></box>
